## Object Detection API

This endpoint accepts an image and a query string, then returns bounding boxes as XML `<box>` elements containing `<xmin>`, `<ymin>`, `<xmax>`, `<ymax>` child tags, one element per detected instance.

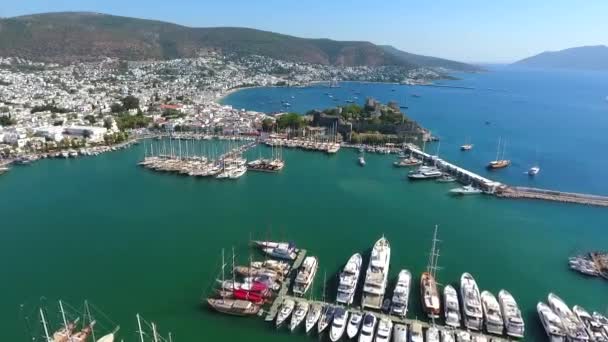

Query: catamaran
<box><xmin>361</xmin><ymin>237</ymin><xmax>391</xmax><ymax>310</ymax></box>
<box><xmin>444</xmin><ymin>284</ymin><xmax>461</xmax><ymax>328</ymax></box>
<box><xmin>421</xmin><ymin>226</ymin><xmax>441</xmax><ymax>319</ymax></box>
<box><xmin>290</xmin><ymin>301</ymin><xmax>309</xmax><ymax>332</ymax></box>
<box><xmin>390</xmin><ymin>269</ymin><xmax>411</xmax><ymax>317</ymax></box>
<box><xmin>329</xmin><ymin>307</ymin><xmax>348</xmax><ymax>342</ymax></box>
<box><xmin>346</xmin><ymin>311</ymin><xmax>363</xmax><ymax>339</ymax></box>
<box><xmin>461</xmin><ymin>272</ymin><xmax>483</xmax><ymax>331</ymax></box>
<box><xmin>336</xmin><ymin>253</ymin><xmax>362</xmax><ymax>305</ymax></box>
<box><xmin>537</xmin><ymin>302</ymin><xmax>567</xmax><ymax>342</ymax></box>
<box><xmin>293</xmin><ymin>256</ymin><xmax>318</xmax><ymax>296</ymax></box>
<box><xmin>498</xmin><ymin>290</ymin><xmax>525</xmax><ymax>338</ymax></box>
<box><xmin>481</xmin><ymin>291</ymin><xmax>504</xmax><ymax>335</ymax></box>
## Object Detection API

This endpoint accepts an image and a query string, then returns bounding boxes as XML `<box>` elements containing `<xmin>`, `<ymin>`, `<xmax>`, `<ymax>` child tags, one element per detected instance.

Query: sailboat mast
<box><xmin>169</xmin><ymin>332</ymin><xmax>173</xmax><ymax>342</ymax></box>
<box><xmin>59</xmin><ymin>300</ymin><xmax>70</xmax><ymax>337</ymax></box>
<box><xmin>322</xmin><ymin>271</ymin><xmax>327</xmax><ymax>302</ymax></box>
<box><xmin>136</xmin><ymin>314</ymin><xmax>145</xmax><ymax>342</ymax></box>
<box><xmin>39</xmin><ymin>308</ymin><xmax>51</xmax><ymax>342</ymax></box>
<box><xmin>495</xmin><ymin>137</ymin><xmax>501</xmax><ymax>161</ymax></box>
<box><xmin>221</xmin><ymin>249</ymin><xmax>226</xmax><ymax>298</ymax></box>
<box><xmin>152</xmin><ymin>322</ymin><xmax>160</xmax><ymax>342</ymax></box>
<box><xmin>84</xmin><ymin>300</ymin><xmax>96</xmax><ymax>342</ymax></box>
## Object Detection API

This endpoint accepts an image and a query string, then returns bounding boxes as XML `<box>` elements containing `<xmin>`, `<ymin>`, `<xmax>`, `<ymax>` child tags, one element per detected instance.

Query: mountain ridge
<box><xmin>0</xmin><ymin>12</ymin><xmax>479</xmax><ymax>71</ymax></box>
<box><xmin>513</xmin><ymin>45</ymin><xmax>608</xmax><ymax>70</ymax></box>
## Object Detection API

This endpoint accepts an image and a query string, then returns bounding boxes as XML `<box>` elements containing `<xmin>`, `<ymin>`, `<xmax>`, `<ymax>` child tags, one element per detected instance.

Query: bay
<box><xmin>1</xmin><ymin>67</ymin><xmax>608</xmax><ymax>341</ymax></box>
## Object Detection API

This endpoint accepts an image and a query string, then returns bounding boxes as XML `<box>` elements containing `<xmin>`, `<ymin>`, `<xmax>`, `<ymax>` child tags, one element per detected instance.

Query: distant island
<box><xmin>0</xmin><ymin>12</ymin><xmax>480</xmax><ymax>72</ymax></box>
<box><xmin>513</xmin><ymin>45</ymin><xmax>608</xmax><ymax>70</ymax></box>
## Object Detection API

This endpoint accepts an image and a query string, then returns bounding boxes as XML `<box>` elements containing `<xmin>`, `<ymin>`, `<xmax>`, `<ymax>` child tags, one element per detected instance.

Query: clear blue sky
<box><xmin>2</xmin><ymin>0</ymin><xmax>607</xmax><ymax>63</ymax></box>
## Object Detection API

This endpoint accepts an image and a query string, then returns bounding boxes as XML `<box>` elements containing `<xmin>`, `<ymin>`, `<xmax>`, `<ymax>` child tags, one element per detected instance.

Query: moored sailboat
<box><xmin>421</xmin><ymin>226</ymin><xmax>441</xmax><ymax>319</ymax></box>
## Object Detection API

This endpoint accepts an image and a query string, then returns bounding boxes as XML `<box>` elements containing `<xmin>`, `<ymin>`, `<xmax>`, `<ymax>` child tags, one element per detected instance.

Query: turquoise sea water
<box><xmin>224</xmin><ymin>66</ymin><xmax>608</xmax><ymax>195</ymax></box>
<box><xmin>1</xmin><ymin>67</ymin><xmax>608</xmax><ymax>341</ymax></box>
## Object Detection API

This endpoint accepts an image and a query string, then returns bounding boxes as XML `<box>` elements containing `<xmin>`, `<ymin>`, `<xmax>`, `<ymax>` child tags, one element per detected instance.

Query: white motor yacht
<box><xmin>390</xmin><ymin>270</ymin><xmax>411</xmax><ymax>317</ymax></box>
<box><xmin>362</xmin><ymin>237</ymin><xmax>391</xmax><ymax>310</ymax></box>
<box><xmin>346</xmin><ymin>311</ymin><xmax>362</xmax><ymax>339</ymax></box>
<box><xmin>358</xmin><ymin>313</ymin><xmax>377</xmax><ymax>342</ymax></box>
<box><xmin>330</xmin><ymin>307</ymin><xmax>348</xmax><ymax>342</ymax></box>
<box><xmin>461</xmin><ymin>273</ymin><xmax>483</xmax><ymax>331</ymax></box>
<box><xmin>444</xmin><ymin>285</ymin><xmax>461</xmax><ymax>328</ymax></box>
<box><xmin>336</xmin><ymin>253</ymin><xmax>363</xmax><ymax>305</ymax></box>
<box><xmin>392</xmin><ymin>324</ymin><xmax>407</xmax><ymax>342</ymax></box>
<box><xmin>537</xmin><ymin>302</ymin><xmax>567</xmax><ymax>342</ymax></box>
<box><xmin>481</xmin><ymin>291</ymin><xmax>504</xmax><ymax>335</ymax></box>
<box><xmin>498</xmin><ymin>290</ymin><xmax>524</xmax><ymax>338</ymax></box>
<box><xmin>374</xmin><ymin>318</ymin><xmax>392</xmax><ymax>342</ymax></box>
<box><xmin>450</xmin><ymin>185</ymin><xmax>483</xmax><ymax>195</ymax></box>
<box><xmin>293</xmin><ymin>256</ymin><xmax>318</xmax><ymax>296</ymax></box>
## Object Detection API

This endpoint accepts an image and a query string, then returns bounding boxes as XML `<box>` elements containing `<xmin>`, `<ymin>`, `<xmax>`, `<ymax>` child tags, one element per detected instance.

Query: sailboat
<box><xmin>206</xmin><ymin>249</ymin><xmax>261</xmax><ymax>316</ymax></box>
<box><xmin>420</xmin><ymin>225</ymin><xmax>441</xmax><ymax>319</ymax></box>
<box><xmin>488</xmin><ymin>137</ymin><xmax>510</xmax><ymax>169</ymax></box>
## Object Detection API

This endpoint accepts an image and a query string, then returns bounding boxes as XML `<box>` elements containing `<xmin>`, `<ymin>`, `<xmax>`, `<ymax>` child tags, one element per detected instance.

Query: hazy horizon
<box><xmin>2</xmin><ymin>0</ymin><xmax>607</xmax><ymax>64</ymax></box>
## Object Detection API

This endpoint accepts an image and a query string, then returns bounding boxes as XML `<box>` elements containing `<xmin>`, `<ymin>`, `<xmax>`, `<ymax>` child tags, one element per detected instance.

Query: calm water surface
<box><xmin>2</xmin><ymin>67</ymin><xmax>608</xmax><ymax>341</ymax></box>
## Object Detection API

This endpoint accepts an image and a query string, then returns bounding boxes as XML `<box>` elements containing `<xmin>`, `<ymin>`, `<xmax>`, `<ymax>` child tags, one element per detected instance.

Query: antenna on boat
<box><xmin>136</xmin><ymin>313</ymin><xmax>145</xmax><ymax>342</ymax></box>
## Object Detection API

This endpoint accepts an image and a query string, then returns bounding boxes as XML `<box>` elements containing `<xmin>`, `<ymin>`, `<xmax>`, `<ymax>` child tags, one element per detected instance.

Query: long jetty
<box><xmin>264</xmin><ymin>249</ymin><xmax>509</xmax><ymax>341</ymax></box>
<box><xmin>404</xmin><ymin>144</ymin><xmax>608</xmax><ymax>207</ymax></box>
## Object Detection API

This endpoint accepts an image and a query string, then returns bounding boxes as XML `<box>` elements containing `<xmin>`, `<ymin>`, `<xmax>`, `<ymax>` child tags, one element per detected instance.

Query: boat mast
<box><xmin>84</xmin><ymin>300</ymin><xmax>96</xmax><ymax>342</ymax></box>
<box><xmin>152</xmin><ymin>322</ymin><xmax>160</xmax><ymax>342</ymax></box>
<box><xmin>59</xmin><ymin>300</ymin><xmax>71</xmax><ymax>339</ymax></box>
<box><xmin>322</xmin><ymin>271</ymin><xmax>327</xmax><ymax>303</ymax></box>
<box><xmin>39</xmin><ymin>308</ymin><xmax>51</xmax><ymax>342</ymax></box>
<box><xmin>221</xmin><ymin>248</ymin><xmax>226</xmax><ymax>299</ymax></box>
<box><xmin>136</xmin><ymin>313</ymin><xmax>145</xmax><ymax>342</ymax></box>
<box><xmin>495</xmin><ymin>137</ymin><xmax>501</xmax><ymax>162</ymax></box>
<box><xmin>168</xmin><ymin>332</ymin><xmax>173</xmax><ymax>342</ymax></box>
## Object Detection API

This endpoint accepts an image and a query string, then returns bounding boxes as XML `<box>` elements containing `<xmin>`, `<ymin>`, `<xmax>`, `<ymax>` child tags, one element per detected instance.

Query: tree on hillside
<box><xmin>261</xmin><ymin>118</ymin><xmax>274</xmax><ymax>132</ymax></box>
<box><xmin>121</xmin><ymin>95</ymin><xmax>140</xmax><ymax>110</ymax></box>
<box><xmin>0</xmin><ymin>114</ymin><xmax>16</xmax><ymax>126</ymax></box>
<box><xmin>110</xmin><ymin>103</ymin><xmax>123</xmax><ymax>113</ymax></box>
